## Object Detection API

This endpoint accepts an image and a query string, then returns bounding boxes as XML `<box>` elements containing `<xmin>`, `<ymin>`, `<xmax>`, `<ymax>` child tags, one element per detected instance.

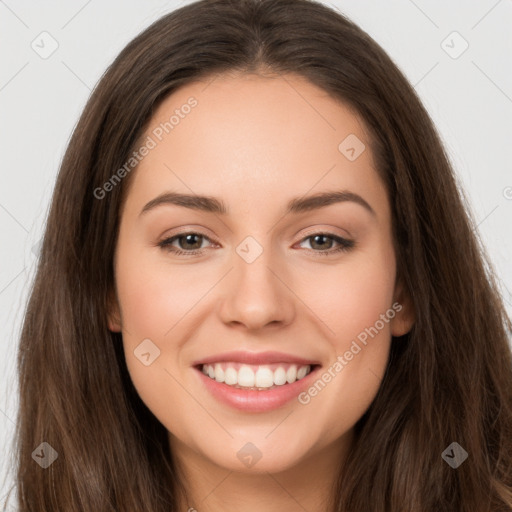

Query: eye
<box><xmin>157</xmin><ymin>231</ymin><xmax>355</xmax><ymax>257</ymax></box>
<box><xmin>158</xmin><ymin>232</ymin><xmax>215</xmax><ymax>255</ymax></box>
<box><xmin>297</xmin><ymin>233</ymin><xmax>355</xmax><ymax>255</ymax></box>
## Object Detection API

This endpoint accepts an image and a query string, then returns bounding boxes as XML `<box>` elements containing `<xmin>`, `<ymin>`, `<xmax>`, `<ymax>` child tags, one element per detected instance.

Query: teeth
<box><xmin>273</xmin><ymin>367</ymin><xmax>287</xmax><ymax>385</ymax></box>
<box><xmin>255</xmin><ymin>367</ymin><xmax>274</xmax><ymax>387</ymax></box>
<box><xmin>214</xmin><ymin>363</ymin><xmax>224</xmax><ymax>383</ymax></box>
<box><xmin>297</xmin><ymin>366</ymin><xmax>308</xmax><ymax>380</ymax></box>
<box><xmin>238</xmin><ymin>366</ymin><xmax>255</xmax><ymax>387</ymax></box>
<box><xmin>286</xmin><ymin>365</ymin><xmax>297</xmax><ymax>383</ymax></box>
<box><xmin>201</xmin><ymin>363</ymin><xmax>312</xmax><ymax>389</ymax></box>
<box><xmin>224</xmin><ymin>367</ymin><xmax>237</xmax><ymax>385</ymax></box>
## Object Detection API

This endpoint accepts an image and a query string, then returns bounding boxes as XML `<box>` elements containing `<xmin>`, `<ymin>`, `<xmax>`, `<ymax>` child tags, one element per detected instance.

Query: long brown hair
<box><xmin>6</xmin><ymin>0</ymin><xmax>512</xmax><ymax>510</ymax></box>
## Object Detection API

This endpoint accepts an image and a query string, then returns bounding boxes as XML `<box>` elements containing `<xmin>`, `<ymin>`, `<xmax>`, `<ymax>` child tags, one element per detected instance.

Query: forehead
<box><xmin>123</xmin><ymin>72</ymin><xmax>388</xmax><ymax>221</ymax></box>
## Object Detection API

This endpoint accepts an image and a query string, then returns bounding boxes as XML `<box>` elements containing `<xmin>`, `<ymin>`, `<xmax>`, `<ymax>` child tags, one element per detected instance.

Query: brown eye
<box><xmin>308</xmin><ymin>234</ymin><xmax>335</xmax><ymax>250</ymax></box>
<box><xmin>299</xmin><ymin>233</ymin><xmax>355</xmax><ymax>255</ymax></box>
<box><xmin>158</xmin><ymin>232</ymin><xmax>213</xmax><ymax>255</ymax></box>
<box><xmin>175</xmin><ymin>233</ymin><xmax>205</xmax><ymax>250</ymax></box>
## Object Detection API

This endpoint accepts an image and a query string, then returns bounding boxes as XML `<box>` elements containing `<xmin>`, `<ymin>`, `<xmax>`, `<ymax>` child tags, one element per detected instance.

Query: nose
<box><xmin>218</xmin><ymin>243</ymin><xmax>296</xmax><ymax>331</ymax></box>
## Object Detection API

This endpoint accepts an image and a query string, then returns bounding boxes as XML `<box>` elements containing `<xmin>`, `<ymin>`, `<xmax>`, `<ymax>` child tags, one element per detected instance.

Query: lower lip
<box><xmin>195</xmin><ymin>366</ymin><xmax>320</xmax><ymax>412</ymax></box>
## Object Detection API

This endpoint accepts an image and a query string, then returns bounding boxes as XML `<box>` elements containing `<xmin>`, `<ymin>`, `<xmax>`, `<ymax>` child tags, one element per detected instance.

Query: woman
<box><xmin>9</xmin><ymin>0</ymin><xmax>512</xmax><ymax>510</ymax></box>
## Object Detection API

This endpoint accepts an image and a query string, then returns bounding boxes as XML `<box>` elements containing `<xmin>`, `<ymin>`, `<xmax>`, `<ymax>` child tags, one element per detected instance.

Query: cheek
<box><xmin>295</xmin><ymin>241</ymin><xmax>395</xmax><ymax>411</ymax></box>
<box><xmin>298</xmin><ymin>244</ymin><xmax>396</xmax><ymax>343</ymax></box>
<box><xmin>115</xmin><ymin>253</ymin><xmax>200</xmax><ymax>426</ymax></box>
<box><xmin>116</xmin><ymin>232</ymin><xmax>396</xmax><ymax>354</ymax></box>
<box><xmin>299</xmin><ymin>247</ymin><xmax>396</xmax><ymax>425</ymax></box>
<box><xmin>115</xmin><ymin>253</ymin><xmax>203</xmax><ymax>340</ymax></box>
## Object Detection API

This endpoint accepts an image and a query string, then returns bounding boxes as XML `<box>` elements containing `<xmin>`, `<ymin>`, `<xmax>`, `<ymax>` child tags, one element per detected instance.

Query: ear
<box><xmin>107</xmin><ymin>287</ymin><xmax>122</xmax><ymax>332</ymax></box>
<box><xmin>390</xmin><ymin>277</ymin><xmax>415</xmax><ymax>337</ymax></box>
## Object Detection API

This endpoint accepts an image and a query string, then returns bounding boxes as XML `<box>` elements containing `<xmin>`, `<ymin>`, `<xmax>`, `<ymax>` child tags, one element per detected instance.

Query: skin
<box><xmin>108</xmin><ymin>71</ymin><xmax>415</xmax><ymax>512</ymax></box>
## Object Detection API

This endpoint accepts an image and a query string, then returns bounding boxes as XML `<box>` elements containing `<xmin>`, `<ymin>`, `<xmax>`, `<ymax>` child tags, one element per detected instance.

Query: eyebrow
<box><xmin>140</xmin><ymin>190</ymin><xmax>376</xmax><ymax>217</ymax></box>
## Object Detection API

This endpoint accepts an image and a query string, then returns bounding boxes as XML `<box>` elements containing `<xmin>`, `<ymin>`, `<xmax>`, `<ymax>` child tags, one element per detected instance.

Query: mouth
<box><xmin>193</xmin><ymin>359</ymin><xmax>322</xmax><ymax>412</ymax></box>
<box><xmin>196</xmin><ymin>362</ymin><xmax>317</xmax><ymax>390</ymax></box>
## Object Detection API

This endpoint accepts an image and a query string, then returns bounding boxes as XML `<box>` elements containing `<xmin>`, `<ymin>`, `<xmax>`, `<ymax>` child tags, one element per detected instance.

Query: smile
<box><xmin>201</xmin><ymin>362</ymin><xmax>312</xmax><ymax>390</ymax></box>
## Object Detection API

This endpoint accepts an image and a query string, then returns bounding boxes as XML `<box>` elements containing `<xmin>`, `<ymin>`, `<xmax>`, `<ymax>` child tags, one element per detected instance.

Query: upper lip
<box><xmin>193</xmin><ymin>351</ymin><xmax>321</xmax><ymax>367</ymax></box>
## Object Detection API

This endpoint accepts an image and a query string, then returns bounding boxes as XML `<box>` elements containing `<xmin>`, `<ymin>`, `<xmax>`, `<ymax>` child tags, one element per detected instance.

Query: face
<box><xmin>108</xmin><ymin>72</ymin><xmax>414</xmax><ymax>475</ymax></box>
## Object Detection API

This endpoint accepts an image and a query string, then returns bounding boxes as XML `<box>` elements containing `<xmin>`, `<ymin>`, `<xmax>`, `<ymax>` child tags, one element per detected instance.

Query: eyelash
<box><xmin>157</xmin><ymin>231</ymin><xmax>355</xmax><ymax>257</ymax></box>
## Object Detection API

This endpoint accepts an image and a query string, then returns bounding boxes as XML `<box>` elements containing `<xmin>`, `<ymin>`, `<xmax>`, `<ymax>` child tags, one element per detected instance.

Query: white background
<box><xmin>1</xmin><ymin>0</ymin><xmax>511</xmax><ymax>507</ymax></box>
